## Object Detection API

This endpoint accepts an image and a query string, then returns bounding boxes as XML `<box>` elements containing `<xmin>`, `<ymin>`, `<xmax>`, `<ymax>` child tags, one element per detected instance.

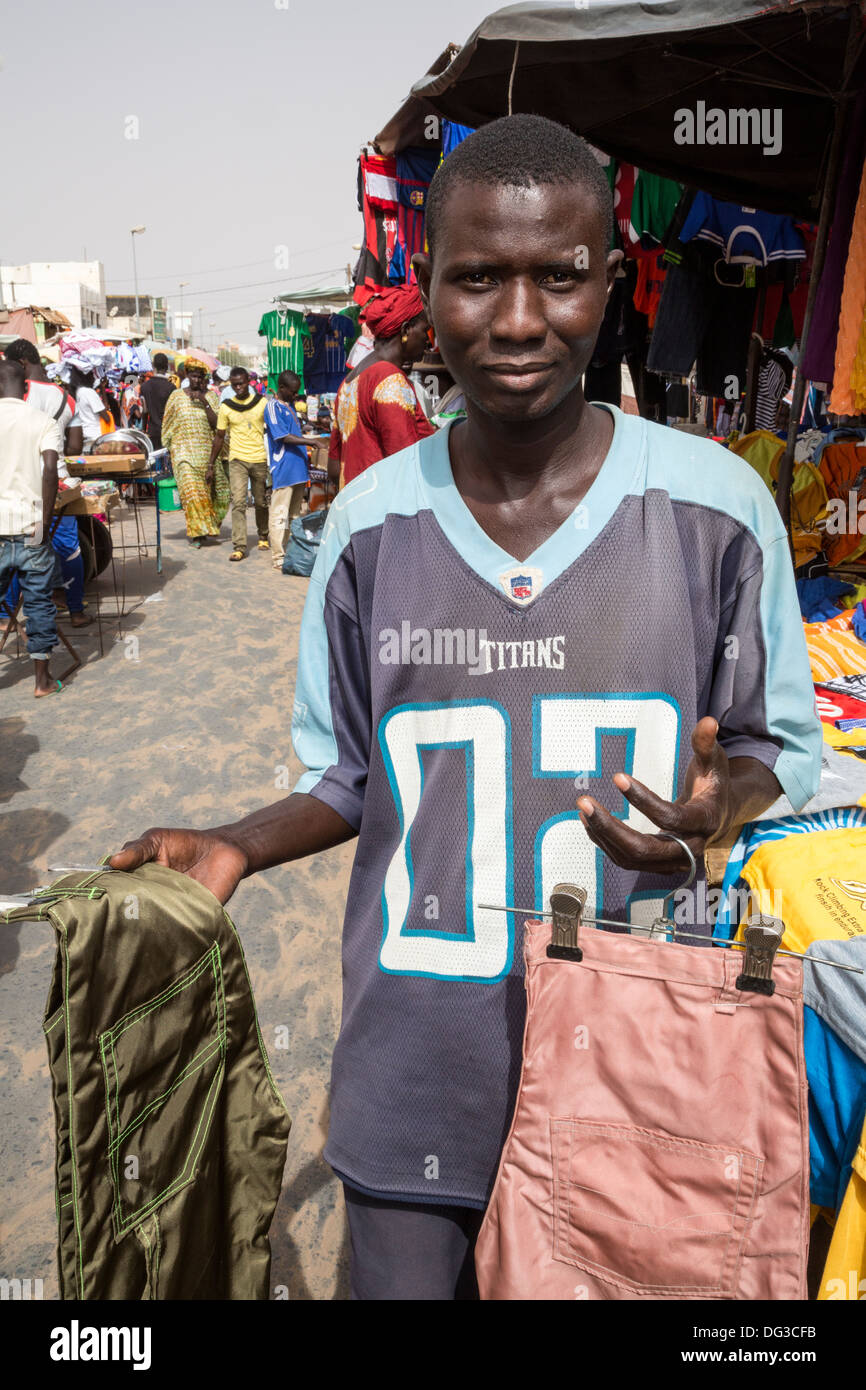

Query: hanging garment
<box><xmin>393</xmin><ymin>148</ymin><xmax>438</xmax><ymax>284</ymax></box>
<box><xmin>629</xmin><ymin>170</ymin><xmax>683</xmax><ymax>250</ymax></box>
<box><xmin>679</xmin><ymin>193</ymin><xmax>805</xmax><ymax>267</ymax></box>
<box><xmin>754</xmin><ymin>356</ymin><xmax>788</xmax><ymax>431</ymax></box>
<box><xmin>817</xmin><ymin>439</ymin><xmax>866</xmax><ymax>566</ymax></box>
<box><xmin>0</xmin><ymin>865</ymin><xmax>290</xmax><ymax>1300</ymax></box>
<box><xmin>441</xmin><ymin>120</ymin><xmax>474</xmax><ymax>157</ymax></box>
<box><xmin>828</xmin><ymin>141</ymin><xmax>866</xmax><ymax>416</ymax></box>
<box><xmin>803</xmin><ymin>95</ymin><xmax>866</xmax><ymax>383</ymax></box>
<box><xmin>257</xmin><ymin>309</ymin><xmax>310</xmax><ymax>394</ymax></box>
<box><xmin>738</xmin><ymin>827</ymin><xmax>866</xmax><ymax>954</ymax></box>
<box><xmin>647</xmin><ymin>249</ymin><xmax>756</xmax><ymax>397</ymax></box>
<box><xmin>474</xmin><ymin>919</ymin><xmax>809</xmax><ymax>1300</ymax></box>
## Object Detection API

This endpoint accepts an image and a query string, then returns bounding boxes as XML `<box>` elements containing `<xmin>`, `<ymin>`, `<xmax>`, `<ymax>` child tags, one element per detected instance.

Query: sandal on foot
<box><xmin>34</xmin><ymin>680</ymin><xmax>63</xmax><ymax>699</ymax></box>
<box><xmin>257</xmin><ymin>540</ymin><xmax>270</xmax><ymax>551</ymax></box>
<box><xmin>229</xmin><ymin>549</ymin><xmax>246</xmax><ymax>562</ymax></box>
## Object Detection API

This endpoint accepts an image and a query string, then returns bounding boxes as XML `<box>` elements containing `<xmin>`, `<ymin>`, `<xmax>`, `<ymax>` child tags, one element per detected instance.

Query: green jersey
<box><xmin>258</xmin><ymin>309</ymin><xmax>310</xmax><ymax>393</ymax></box>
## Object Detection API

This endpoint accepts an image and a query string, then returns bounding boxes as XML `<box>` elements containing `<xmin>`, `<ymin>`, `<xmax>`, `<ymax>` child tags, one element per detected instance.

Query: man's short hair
<box><xmin>230</xmin><ymin>366</ymin><xmax>249</xmax><ymax>379</ymax></box>
<box><xmin>0</xmin><ymin>358</ymin><xmax>27</xmax><ymax>393</ymax></box>
<box><xmin>153</xmin><ymin>352</ymin><xmax>168</xmax><ymax>372</ymax></box>
<box><xmin>3</xmin><ymin>338</ymin><xmax>42</xmax><ymax>367</ymax></box>
<box><xmin>426</xmin><ymin>114</ymin><xmax>614</xmax><ymax>254</ymax></box>
<box><xmin>277</xmin><ymin>371</ymin><xmax>301</xmax><ymax>391</ymax></box>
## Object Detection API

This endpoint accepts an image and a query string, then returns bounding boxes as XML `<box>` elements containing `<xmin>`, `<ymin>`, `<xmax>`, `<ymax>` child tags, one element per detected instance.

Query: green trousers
<box><xmin>2</xmin><ymin>864</ymin><xmax>290</xmax><ymax>1299</ymax></box>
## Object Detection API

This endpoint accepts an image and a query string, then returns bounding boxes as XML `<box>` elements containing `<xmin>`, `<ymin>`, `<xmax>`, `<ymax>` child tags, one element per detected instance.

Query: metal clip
<box><xmin>546</xmin><ymin>883</ymin><xmax>587</xmax><ymax>962</ymax></box>
<box><xmin>736</xmin><ymin>915</ymin><xmax>784</xmax><ymax>996</ymax></box>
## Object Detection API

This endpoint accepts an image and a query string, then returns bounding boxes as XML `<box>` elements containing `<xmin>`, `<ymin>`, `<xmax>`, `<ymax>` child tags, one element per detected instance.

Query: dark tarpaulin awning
<box><xmin>373</xmin><ymin>44</ymin><xmax>461</xmax><ymax>155</ymax></box>
<box><xmin>409</xmin><ymin>0</ymin><xmax>866</xmax><ymax>217</ymax></box>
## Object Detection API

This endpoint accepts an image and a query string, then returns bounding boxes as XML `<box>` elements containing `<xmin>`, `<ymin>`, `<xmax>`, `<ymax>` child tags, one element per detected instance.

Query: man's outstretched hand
<box><xmin>108</xmin><ymin>829</ymin><xmax>249</xmax><ymax>905</ymax></box>
<box><xmin>576</xmin><ymin>716</ymin><xmax>733</xmax><ymax>874</ymax></box>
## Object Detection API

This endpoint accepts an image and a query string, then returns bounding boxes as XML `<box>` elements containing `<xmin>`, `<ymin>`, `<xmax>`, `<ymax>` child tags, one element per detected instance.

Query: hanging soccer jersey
<box><xmin>680</xmin><ymin>192</ymin><xmax>806</xmax><ymax>266</ymax></box>
<box><xmin>258</xmin><ymin>309</ymin><xmax>310</xmax><ymax>393</ymax></box>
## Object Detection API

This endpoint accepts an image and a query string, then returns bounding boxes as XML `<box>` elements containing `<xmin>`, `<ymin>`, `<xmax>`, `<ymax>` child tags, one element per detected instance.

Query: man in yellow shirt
<box><xmin>208</xmin><ymin>367</ymin><xmax>269</xmax><ymax>562</ymax></box>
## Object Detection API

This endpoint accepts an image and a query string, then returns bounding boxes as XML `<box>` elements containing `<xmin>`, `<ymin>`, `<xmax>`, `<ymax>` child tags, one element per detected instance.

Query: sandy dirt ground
<box><xmin>0</xmin><ymin>496</ymin><xmax>353</xmax><ymax>1300</ymax></box>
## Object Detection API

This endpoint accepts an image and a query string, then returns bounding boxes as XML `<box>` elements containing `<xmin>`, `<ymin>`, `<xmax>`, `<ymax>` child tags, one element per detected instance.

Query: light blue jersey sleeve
<box><xmin>707</xmin><ymin>530</ymin><xmax>822</xmax><ymax>812</ymax></box>
<box><xmin>290</xmin><ymin>505</ymin><xmax>371</xmax><ymax>829</ymax></box>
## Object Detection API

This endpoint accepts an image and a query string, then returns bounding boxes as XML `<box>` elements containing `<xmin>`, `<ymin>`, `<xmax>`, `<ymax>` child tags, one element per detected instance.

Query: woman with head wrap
<box><xmin>329</xmin><ymin>284</ymin><xmax>434</xmax><ymax>488</ymax></box>
<box><xmin>160</xmin><ymin>358</ymin><xmax>229</xmax><ymax>547</ymax></box>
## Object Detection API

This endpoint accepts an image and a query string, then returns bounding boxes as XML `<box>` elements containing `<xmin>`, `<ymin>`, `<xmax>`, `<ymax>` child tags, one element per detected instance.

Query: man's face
<box><xmin>231</xmin><ymin>372</ymin><xmax>250</xmax><ymax>398</ymax></box>
<box><xmin>417</xmin><ymin>182</ymin><xmax>618</xmax><ymax>423</ymax></box>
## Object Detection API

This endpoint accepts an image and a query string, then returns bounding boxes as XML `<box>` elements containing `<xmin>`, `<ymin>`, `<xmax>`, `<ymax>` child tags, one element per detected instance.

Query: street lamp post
<box><xmin>130</xmin><ymin>226</ymin><xmax>145</xmax><ymax>332</ymax></box>
<box><xmin>179</xmin><ymin>281</ymin><xmax>190</xmax><ymax>350</ymax></box>
<box><xmin>209</xmin><ymin>323</ymin><xmax>216</xmax><ymax>354</ymax></box>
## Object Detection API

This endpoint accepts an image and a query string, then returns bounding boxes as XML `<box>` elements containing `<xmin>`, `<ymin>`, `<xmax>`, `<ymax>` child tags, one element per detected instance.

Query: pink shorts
<box><xmin>475</xmin><ymin>920</ymin><xmax>809</xmax><ymax>1300</ymax></box>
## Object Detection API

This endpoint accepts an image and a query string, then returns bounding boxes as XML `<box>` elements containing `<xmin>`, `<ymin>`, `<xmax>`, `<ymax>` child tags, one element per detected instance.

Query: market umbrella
<box><xmin>181</xmin><ymin>347</ymin><xmax>220</xmax><ymax>371</ymax></box>
<box><xmin>404</xmin><ymin>0</ymin><xmax>866</xmax><ymax>527</ymax></box>
<box><xmin>408</xmin><ymin>0</ymin><xmax>866</xmax><ymax>218</ymax></box>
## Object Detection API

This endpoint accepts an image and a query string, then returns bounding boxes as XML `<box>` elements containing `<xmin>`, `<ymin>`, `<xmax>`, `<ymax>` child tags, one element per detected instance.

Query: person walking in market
<box><xmin>160</xmin><ymin>358</ymin><xmax>228</xmax><ymax>548</ymax></box>
<box><xmin>264</xmin><ymin>370</ymin><xmax>316</xmax><ymax>571</ymax></box>
<box><xmin>0</xmin><ymin>358</ymin><xmax>64</xmax><ymax>697</ymax></box>
<box><xmin>140</xmin><ymin>352</ymin><xmax>175</xmax><ymax>451</ymax></box>
<box><xmin>207</xmin><ymin>366</ymin><xmax>269</xmax><ymax>562</ymax></box>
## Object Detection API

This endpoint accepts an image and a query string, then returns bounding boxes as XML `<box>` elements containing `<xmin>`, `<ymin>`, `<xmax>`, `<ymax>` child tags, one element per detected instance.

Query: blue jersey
<box><xmin>264</xmin><ymin>397</ymin><xmax>307</xmax><ymax>488</ymax></box>
<box><xmin>292</xmin><ymin>407</ymin><xmax>822</xmax><ymax>1206</ymax></box>
<box><xmin>680</xmin><ymin>193</ymin><xmax>805</xmax><ymax>266</ymax></box>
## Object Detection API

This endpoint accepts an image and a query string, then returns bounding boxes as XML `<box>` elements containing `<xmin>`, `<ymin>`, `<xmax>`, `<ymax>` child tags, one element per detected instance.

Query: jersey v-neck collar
<box><xmin>419</xmin><ymin>405</ymin><xmax>645</xmax><ymax>597</ymax></box>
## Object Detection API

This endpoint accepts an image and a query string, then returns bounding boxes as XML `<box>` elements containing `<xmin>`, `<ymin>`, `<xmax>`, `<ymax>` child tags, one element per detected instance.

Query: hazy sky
<box><xmin>1</xmin><ymin>0</ymin><xmax>496</xmax><ymax>351</ymax></box>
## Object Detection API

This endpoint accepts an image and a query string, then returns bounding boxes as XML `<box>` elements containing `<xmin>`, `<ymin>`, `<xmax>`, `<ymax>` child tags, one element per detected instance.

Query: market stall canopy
<box><xmin>409</xmin><ymin>0</ymin><xmax>866</xmax><ymax>217</ymax></box>
<box><xmin>373</xmin><ymin>44</ymin><xmax>461</xmax><ymax>154</ymax></box>
<box><xmin>274</xmin><ymin>284</ymin><xmax>356</xmax><ymax>309</ymax></box>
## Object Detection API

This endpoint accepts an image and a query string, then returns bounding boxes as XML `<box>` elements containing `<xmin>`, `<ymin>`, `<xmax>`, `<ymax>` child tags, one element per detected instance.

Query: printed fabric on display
<box><xmin>0</xmin><ymin>866</ymin><xmax>290</xmax><ymax>1299</ymax></box>
<box><xmin>737</xmin><ymin>827</ymin><xmax>866</xmax><ymax>954</ymax></box>
<box><xmin>475</xmin><ymin>919</ymin><xmax>809</xmax><ymax>1300</ymax></box>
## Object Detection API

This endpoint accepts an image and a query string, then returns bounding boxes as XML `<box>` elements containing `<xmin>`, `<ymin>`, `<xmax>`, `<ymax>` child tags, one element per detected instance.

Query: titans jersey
<box><xmin>292</xmin><ymin>406</ymin><xmax>822</xmax><ymax>1206</ymax></box>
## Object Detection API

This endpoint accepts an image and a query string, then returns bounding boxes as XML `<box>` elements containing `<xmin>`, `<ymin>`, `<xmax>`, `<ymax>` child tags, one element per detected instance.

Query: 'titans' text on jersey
<box><xmin>291</xmin><ymin>407</ymin><xmax>822</xmax><ymax>1207</ymax></box>
<box><xmin>377</xmin><ymin>623</ymin><xmax>567</xmax><ymax>673</ymax></box>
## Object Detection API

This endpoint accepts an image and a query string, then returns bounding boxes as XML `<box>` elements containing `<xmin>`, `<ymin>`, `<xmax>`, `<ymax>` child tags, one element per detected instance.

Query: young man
<box><xmin>141</xmin><ymin>353</ymin><xmax>175</xmax><ymax>451</ymax></box>
<box><xmin>0</xmin><ymin>359</ymin><xmax>63</xmax><ymax>696</ymax></box>
<box><xmin>207</xmin><ymin>367</ymin><xmax>268</xmax><ymax>562</ymax></box>
<box><xmin>3</xmin><ymin>339</ymin><xmax>83</xmax><ymax>457</ymax></box>
<box><xmin>113</xmin><ymin>116</ymin><xmax>822</xmax><ymax>1298</ymax></box>
<box><xmin>1</xmin><ymin>341</ymin><xmax>91</xmax><ymax>631</ymax></box>
<box><xmin>264</xmin><ymin>370</ymin><xmax>314</xmax><ymax>571</ymax></box>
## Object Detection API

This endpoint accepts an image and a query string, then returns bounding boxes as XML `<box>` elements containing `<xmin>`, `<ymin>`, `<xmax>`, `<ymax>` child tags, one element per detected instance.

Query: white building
<box><xmin>1</xmin><ymin>261</ymin><xmax>106</xmax><ymax>331</ymax></box>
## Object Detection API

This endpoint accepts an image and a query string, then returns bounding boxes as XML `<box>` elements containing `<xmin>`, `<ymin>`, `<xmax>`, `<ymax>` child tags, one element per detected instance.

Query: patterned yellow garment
<box><xmin>371</xmin><ymin>375</ymin><xmax>420</xmax><ymax>410</ymax></box>
<box><xmin>803</xmin><ymin>608</ymin><xmax>866</xmax><ymax>684</ymax></box>
<box><xmin>160</xmin><ymin>388</ymin><xmax>229</xmax><ymax>538</ymax></box>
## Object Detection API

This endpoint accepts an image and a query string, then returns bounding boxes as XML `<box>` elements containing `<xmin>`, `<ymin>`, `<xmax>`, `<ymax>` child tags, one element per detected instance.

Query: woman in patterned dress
<box><xmin>328</xmin><ymin>285</ymin><xmax>433</xmax><ymax>490</ymax></box>
<box><xmin>160</xmin><ymin>359</ymin><xmax>229</xmax><ymax>546</ymax></box>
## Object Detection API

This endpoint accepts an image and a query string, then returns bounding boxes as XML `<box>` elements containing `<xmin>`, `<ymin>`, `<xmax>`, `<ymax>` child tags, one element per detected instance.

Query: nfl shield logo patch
<box><xmin>499</xmin><ymin>566</ymin><xmax>544</xmax><ymax>608</ymax></box>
